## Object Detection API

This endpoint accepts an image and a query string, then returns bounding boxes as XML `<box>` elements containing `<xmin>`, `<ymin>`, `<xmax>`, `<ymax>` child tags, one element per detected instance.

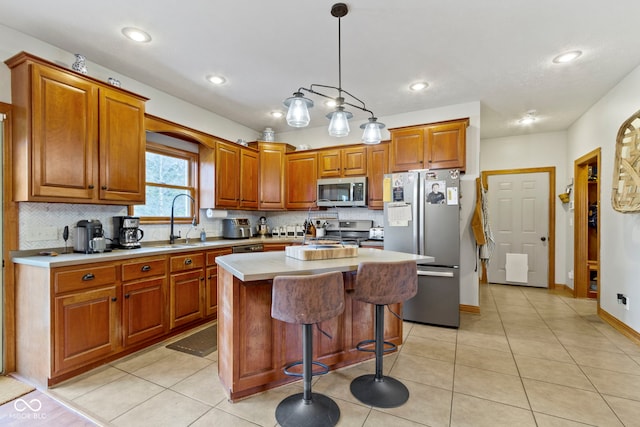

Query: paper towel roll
<box><xmin>205</xmin><ymin>209</ymin><xmax>227</xmax><ymax>218</ymax></box>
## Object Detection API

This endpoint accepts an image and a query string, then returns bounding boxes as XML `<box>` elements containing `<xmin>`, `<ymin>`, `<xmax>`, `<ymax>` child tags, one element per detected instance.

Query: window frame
<box><xmin>130</xmin><ymin>141</ymin><xmax>199</xmax><ymax>224</ymax></box>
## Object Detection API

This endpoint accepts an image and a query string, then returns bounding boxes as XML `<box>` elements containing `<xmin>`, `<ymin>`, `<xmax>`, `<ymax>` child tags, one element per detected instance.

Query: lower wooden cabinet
<box><xmin>15</xmin><ymin>247</ymin><xmax>229</xmax><ymax>388</ymax></box>
<box><xmin>53</xmin><ymin>285</ymin><xmax>119</xmax><ymax>375</ymax></box>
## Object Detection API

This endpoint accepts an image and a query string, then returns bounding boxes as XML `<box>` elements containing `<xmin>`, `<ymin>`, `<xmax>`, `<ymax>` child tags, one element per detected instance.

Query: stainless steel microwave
<box><xmin>317</xmin><ymin>177</ymin><xmax>367</xmax><ymax>207</ymax></box>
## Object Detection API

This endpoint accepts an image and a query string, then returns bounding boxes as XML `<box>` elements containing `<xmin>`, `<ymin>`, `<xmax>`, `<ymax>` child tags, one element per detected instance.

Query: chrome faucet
<box><xmin>169</xmin><ymin>194</ymin><xmax>197</xmax><ymax>244</ymax></box>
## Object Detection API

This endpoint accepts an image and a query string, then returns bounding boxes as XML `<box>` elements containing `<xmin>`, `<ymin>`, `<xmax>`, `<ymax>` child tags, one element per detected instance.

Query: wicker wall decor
<box><xmin>612</xmin><ymin>110</ymin><xmax>640</xmax><ymax>212</ymax></box>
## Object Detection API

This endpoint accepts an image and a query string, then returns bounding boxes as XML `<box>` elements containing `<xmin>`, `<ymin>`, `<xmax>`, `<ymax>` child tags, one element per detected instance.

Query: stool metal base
<box><xmin>350</xmin><ymin>374</ymin><xmax>410</xmax><ymax>408</ymax></box>
<box><xmin>275</xmin><ymin>392</ymin><xmax>340</xmax><ymax>427</ymax></box>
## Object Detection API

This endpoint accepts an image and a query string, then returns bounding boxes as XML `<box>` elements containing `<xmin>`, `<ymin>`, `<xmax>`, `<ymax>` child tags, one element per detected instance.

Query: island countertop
<box><xmin>215</xmin><ymin>248</ymin><xmax>434</xmax><ymax>282</ymax></box>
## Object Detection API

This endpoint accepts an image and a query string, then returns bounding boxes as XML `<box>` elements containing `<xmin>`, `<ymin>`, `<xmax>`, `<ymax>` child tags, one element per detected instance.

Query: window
<box><xmin>132</xmin><ymin>141</ymin><xmax>198</xmax><ymax>223</ymax></box>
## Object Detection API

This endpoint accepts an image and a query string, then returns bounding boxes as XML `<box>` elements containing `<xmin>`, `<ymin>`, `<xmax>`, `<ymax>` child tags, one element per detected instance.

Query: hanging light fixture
<box><xmin>283</xmin><ymin>3</ymin><xmax>385</xmax><ymax>144</ymax></box>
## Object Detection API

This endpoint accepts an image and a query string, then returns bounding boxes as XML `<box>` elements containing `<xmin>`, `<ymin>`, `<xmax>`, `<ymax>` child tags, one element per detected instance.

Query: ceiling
<box><xmin>3</xmin><ymin>0</ymin><xmax>640</xmax><ymax>139</ymax></box>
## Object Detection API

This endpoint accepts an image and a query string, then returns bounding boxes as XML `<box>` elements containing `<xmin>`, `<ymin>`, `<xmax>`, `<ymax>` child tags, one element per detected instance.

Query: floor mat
<box><xmin>0</xmin><ymin>376</ymin><xmax>35</xmax><ymax>406</ymax></box>
<box><xmin>166</xmin><ymin>325</ymin><xmax>217</xmax><ymax>357</ymax></box>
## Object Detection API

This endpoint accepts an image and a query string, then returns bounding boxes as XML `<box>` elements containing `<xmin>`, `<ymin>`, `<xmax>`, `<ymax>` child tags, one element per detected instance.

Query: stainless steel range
<box><xmin>324</xmin><ymin>219</ymin><xmax>373</xmax><ymax>246</ymax></box>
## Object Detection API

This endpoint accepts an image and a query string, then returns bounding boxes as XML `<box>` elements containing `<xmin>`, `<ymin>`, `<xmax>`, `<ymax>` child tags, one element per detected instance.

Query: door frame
<box><xmin>1</xmin><ymin>102</ymin><xmax>17</xmax><ymax>373</ymax></box>
<box><xmin>481</xmin><ymin>167</ymin><xmax>556</xmax><ymax>289</ymax></box>
<box><xmin>573</xmin><ymin>148</ymin><xmax>601</xmax><ymax>302</ymax></box>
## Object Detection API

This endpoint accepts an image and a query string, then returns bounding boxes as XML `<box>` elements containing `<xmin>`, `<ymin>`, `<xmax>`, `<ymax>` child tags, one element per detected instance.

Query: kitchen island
<box><xmin>215</xmin><ymin>248</ymin><xmax>433</xmax><ymax>401</ymax></box>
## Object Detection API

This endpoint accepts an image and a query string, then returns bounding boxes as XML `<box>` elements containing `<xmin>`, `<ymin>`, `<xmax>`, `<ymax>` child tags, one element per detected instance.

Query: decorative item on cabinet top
<box><xmin>71</xmin><ymin>53</ymin><xmax>88</xmax><ymax>75</ymax></box>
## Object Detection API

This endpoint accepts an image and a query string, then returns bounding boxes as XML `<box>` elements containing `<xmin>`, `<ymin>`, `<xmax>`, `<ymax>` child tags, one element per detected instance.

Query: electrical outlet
<box><xmin>626</xmin><ymin>297</ymin><xmax>630</xmax><ymax>311</ymax></box>
<box><xmin>617</xmin><ymin>293</ymin><xmax>629</xmax><ymax>309</ymax></box>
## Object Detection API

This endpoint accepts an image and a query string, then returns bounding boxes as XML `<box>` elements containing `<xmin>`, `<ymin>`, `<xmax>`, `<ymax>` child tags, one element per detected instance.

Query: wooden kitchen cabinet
<box><xmin>5</xmin><ymin>51</ymin><xmax>147</xmax><ymax>204</ymax></box>
<box><xmin>318</xmin><ymin>146</ymin><xmax>367</xmax><ymax>178</ymax></box>
<box><xmin>286</xmin><ymin>151</ymin><xmax>318</xmax><ymax>210</ymax></box>
<box><xmin>169</xmin><ymin>252</ymin><xmax>205</xmax><ymax>329</ymax></box>
<box><xmin>390</xmin><ymin>118</ymin><xmax>468</xmax><ymax>172</ymax></box>
<box><xmin>121</xmin><ymin>257</ymin><xmax>168</xmax><ymax>347</ymax></box>
<box><xmin>210</xmin><ymin>140</ymin><xmax>259</xmax><ymax>209</ymax></box>
<box><xmin>366</xmin><ymin>141</ymin><xmax>390</xmax><ymax>209</ymax></box>
<box><xmin>52</xmin><ymin>264</ymin><xmax>119</xmax><ymax>375</ymax></box>
<box><xmin>205</xmin><ymin>248</ymin><xmax>232</xmax><ymax>317</ymax></box>
<box><xmin>239</xmin><ymin>148</ymin><xmax>259</xmax><ymax>209</ymax></box>
<box><xmin>257</xmin><ymin>142</ymin><xmax>296</xmax><ymax>210</ymax></box>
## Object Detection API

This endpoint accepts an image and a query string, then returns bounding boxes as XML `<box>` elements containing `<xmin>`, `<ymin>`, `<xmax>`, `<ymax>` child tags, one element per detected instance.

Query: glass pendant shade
<box><xmin>284</xmin><ymin>93</ymin><xmax>313</xmax><ymax>127</ymax></box>
<box><xmin>327</xmin><ymin>107</ymin><xmax>352</xmax><ymax>137</ymax></box>
<box><xmin>360</xmin><ymin>118</ymin><xmax>385</xmax><ymax>144</ymax></box>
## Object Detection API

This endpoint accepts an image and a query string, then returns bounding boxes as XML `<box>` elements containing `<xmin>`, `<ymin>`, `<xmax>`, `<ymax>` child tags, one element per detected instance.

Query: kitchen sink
<box><xmin>149</xmin><ymin>243</ymin><xmax>206</xmax><ymax>249</ymax></box>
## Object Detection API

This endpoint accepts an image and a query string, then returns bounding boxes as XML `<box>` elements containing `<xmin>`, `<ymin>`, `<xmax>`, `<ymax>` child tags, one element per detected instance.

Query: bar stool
<box><xmin>271</xmin><ymin>271</ymin><xmax>345</xmax><ymax>427</ymax></box>
<box><xmin>350</xmin><ymin>260</ymin><xmax>418</xmax><ymax>408</ymax></box>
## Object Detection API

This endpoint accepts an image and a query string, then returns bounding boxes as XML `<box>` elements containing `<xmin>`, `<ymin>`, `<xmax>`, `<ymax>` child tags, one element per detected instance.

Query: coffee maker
<box><xmin>75</xmin><ymin>219</ymin><xmax>106</xmax><ymax>254</ymax></box>
<box><xmin>113</xmin><ymin>216</ymin><xmax>144</xmax><ymax>249</ymax></box>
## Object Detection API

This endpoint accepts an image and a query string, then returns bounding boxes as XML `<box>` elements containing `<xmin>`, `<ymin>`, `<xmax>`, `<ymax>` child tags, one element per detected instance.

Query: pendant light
<box><xmin>283</xmin><ymin>3</ymin><xmax>385</xmax><ymax>144</ymax></box>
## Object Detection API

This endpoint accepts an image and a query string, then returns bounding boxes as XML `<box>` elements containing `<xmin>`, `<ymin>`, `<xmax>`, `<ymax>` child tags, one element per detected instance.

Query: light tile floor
<box><xmin>3</xmin><ymin>283</ymin><xmax>640</xmax><ymax>426</ymax></box>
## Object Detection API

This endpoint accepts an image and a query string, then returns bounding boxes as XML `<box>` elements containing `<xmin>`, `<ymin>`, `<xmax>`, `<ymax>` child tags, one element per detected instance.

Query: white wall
<box><xmin>567</xmin><ymin>64</ymin><xmax>640</xmax><ymax>333</ymax></box>
<box><xmin>480</xmin><ymin>131</ymin><xmax>569</xmax><ymax>286</ymax></box>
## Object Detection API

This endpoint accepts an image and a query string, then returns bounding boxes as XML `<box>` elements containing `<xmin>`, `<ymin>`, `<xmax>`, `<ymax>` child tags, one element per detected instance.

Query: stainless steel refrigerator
<box><xmin>384</xmin><ymin>169</ymin><xmax>460</xmax><ymax>327</ymax></box>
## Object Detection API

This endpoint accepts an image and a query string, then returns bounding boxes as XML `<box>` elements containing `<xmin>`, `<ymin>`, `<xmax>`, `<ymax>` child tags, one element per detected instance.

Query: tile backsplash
<box><xmin>18</xmin><ymin>203</ymin><xmax>383</xmax><ymax>250</ymax></box>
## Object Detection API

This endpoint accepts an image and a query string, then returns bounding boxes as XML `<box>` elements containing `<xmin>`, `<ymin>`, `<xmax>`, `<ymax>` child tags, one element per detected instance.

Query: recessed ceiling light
<box><xmin>518</xmin><ymin>111</ymin><xmax>537</xmax><ymax>125</ymax></box>
<box><xmin>409</xmin><ymin>82</ymin><xmax>429</xmax><ymax>91</ymax></box>
<box><xmin>552</xmin><ymin>50</ymin><xmax>582</xmax><ymax>64</ymax></box>
<box><xmin>270</xmin><ymin>111</ymin><xmax>284</xmax><ymax>118</ymax></box>
<box><xmin>121</xmin><ymin>27</ymin><xmax>152</xmax><ymax>43</ymax></box>
<box><xmin>206</xmin><ymin>75</ymin><xmax>226</xmax><ymax>85</ymax></box>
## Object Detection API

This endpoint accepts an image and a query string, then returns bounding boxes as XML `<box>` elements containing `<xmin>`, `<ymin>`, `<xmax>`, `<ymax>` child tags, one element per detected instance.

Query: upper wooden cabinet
<box><xmin>286</xmin><ymin>151</ymin><xmax>318</xmax><ymax>210</ymax></box>
<box><xmin>202</xmin><ymin>140</ymin><xmax>259</xmax><ymax>210</ymax></box>
<box><xmin>318</xmin><ymin>146</ymin><xmax>367</xmax><ymax>178</ymax></box>
<box><xmin>258</xmin><ymin>142</ymin><xmax>295</xmax><ymax>210</ymax></box>
<box><xmin>5</xmin><ymin>52</ymin><xmax>147</xmax><ymax>204</ymax></box>
<box><xmin>366</xmin><ymin>141</ymin><xmax>390</xmax><ymax>209</ymax></box>
<box><xmin>390</xmin><ymin>118</ymin><xmax>468</xmax><ymax>172</ymax></box>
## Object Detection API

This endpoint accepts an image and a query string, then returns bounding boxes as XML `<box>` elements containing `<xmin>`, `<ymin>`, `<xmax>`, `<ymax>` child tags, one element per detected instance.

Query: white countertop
<box><xmin>215</xmin><ymin>248</ymin><xmax>434</xmax><ymax>282</ymax></box>
<box><xmin>10</xmin><ymin>237</ymin><xmax>301</xmax><ymax>268</ymax></box>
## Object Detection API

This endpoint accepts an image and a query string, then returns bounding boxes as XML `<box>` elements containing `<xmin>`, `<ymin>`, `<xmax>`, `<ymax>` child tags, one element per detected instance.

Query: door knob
<box><xmin>540</xmin><ymin>237</ymin><xmax>546</xmax><ymax>242</ymax></box>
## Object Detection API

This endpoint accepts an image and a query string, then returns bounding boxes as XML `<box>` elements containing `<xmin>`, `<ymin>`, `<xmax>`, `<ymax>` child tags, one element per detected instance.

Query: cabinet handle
<box><xmin>208</xmin><ymin>275</ymin><xmax>213</xmax><ymax>280</ymax></box>
<box><xmin>101</xmin><ymin>185</ymin><xmax>107</xmax><ymax>190</ymax></box>
<box><xmin>88</xmin><ymin>184</ymin><xmax>94</xmax><ymax>189</ymax></box>
<box><xmin>419</xmin><ymin>160</ymin><xmax>424</xmax><ymax>163</ymax></box>
<box><xmin>111</xmin><ymin>297</ymin><xmax>117</xmax><ymax>302</ymax></box>
<box><xmin>184</xmin><ymin>258</ymin><xmax>193</xmax><ymax>265</ymax></box>
<box><xmin>82</xmin><ymin>273</ymin><xmax>95</xmax><ymax>281</ymax></box>
<box><xmin>141</xmin><ymin>265</ymin><xmax>151</xmax><ymax>272</ymax></box>
<box><xmin>200</xmin><ymin>277</ymin><xmax>205</xmax><ymax>281</ymax></box>
<box><xmin>125</xmin><ymin>293</ymin><xmax>130</xmax><ymax>299</ymax></box>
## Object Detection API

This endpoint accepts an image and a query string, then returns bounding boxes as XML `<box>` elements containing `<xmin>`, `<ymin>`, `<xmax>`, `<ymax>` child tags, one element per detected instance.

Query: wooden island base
<box><xmin>217</xmin><ymin>267</ymin><xmax>402</xmax><ymax>401</ymax></box>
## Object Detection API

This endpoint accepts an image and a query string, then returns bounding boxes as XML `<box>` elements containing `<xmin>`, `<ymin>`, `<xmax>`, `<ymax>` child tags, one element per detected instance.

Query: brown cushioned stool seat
<box><xmin>350</xmin><ymin>260</ymin><xmax>417</xmax><ymax>408</ymax></box>
<box><xmin>271</xmin><ymin>271</ymin><xmax>345</xmax><ymax>427</ymax></box>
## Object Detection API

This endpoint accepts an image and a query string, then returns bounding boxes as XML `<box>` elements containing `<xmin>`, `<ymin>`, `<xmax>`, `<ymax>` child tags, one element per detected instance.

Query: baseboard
<box><xmin>553</xmin><ymin>284</ymin><xmax>574</xmax><ymax>297</ymax></box>
<box><xmin>460</xmin><ymin>304</ymin><xmax>480</xmax><ymax>314</ymax></box>
<box><xmin>598</xmin><ymin>307</ymin><xmax>640</xmax><ymax>346</ymax></box>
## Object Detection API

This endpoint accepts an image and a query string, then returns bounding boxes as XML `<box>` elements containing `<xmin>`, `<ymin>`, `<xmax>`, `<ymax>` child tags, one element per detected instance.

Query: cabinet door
<box><xmin>367</xmin><ymin>142</ymin><xmax>389</xmax><ymax>209</ymax></box>
<box><xmin>286</xmin><ymin>152</ymin><xmax>318</xmax><ymax>210</ymax></box>
<box><xmin>205</xmin><ymin>265</ymin><xmax>218</xmax><ymax>317</ymax></box>
<box><xmin>215</xmin><ymin>141</ymin><xmax>240</xmax><ymax>208</ymax></box>
<box><xmin>99</xmin><ymin>87</ymin><xmax>146</xmax><ymax>203</ymax></box>
<box><xmin>31</xmin><ymin>64</ymin><xmax>99</xmax><ymax>200</ymax></box>
<box><xmin>341</xmin><ymin>146</ymin><xmax>367</xmax><ymax>176</ymax></box>
<box><xmin>170</xmin><ymin>269</ymin><xmax>204</xmax><ymax>329</ymax></box>
<box><xmin>122</xmin><ymin>277</ymin><xmax>167</xmax><ymax>347</ymax></box>
<box><xmin>318</xmin><ymin>149</ymin><xmax>341</xmax><ymax>178</ymax></box>
<box><xmin>259</xmin><ymin>144</ymin><xmax>287</xmax><ymax>210</ymax></box>
<box><xmin>239</xmin><ymin>148</ymin><xmax>259</xmax><ymax>209</ymax></box>
<box><xmin>53</xmin><ymin>286</ymin><xmax>118</xmax><ymax>374</ymax></box>
<box><xmin>425</xmin><ymin>120</ymin><xmax>467</xmax><ymax>170</ymax></box>
<box><xmin>390</xmin><ymin>128</ymin><xmax>425</xmax><ymax>172</ymax></box>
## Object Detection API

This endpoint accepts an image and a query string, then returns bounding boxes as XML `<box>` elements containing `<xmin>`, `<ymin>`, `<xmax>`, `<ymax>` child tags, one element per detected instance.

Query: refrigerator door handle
<box><xmin>417</xmin><ymin>270</ymin><xmax>455</xmax><ymax>278</ymax></box>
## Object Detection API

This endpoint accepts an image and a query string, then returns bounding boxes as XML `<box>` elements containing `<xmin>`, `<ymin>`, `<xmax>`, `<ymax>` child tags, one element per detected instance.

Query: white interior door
<box><xmin>487</xmin><ymin>172</ymin><xmax>549</xmax><ymax>287</ymax></box>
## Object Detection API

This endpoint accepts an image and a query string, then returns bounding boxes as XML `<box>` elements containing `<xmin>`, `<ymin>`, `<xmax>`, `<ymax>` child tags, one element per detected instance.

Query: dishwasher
<box><xmin>232</xmin><ymin>243</ymin><xmax>264</xmax><ymax>253</ymax></box>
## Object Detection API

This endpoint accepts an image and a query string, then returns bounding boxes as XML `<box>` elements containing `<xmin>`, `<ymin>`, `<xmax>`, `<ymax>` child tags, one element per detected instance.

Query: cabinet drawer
<box><xmin>54</xmin><ymin>265</ymin><xmax>117</xmax><ymax>294</ymax></box>
<box><xmin>170</xmin><ymin>253</ymin><xmax>205</xmax><ymax>272</ymax></box>
<box><xmin>206</xmin><ymin>248</ymin><xmax>232</xmax><ymax>266</ymax></box>
<box><xmin>122</xmin><ymin>257</ymin><xmax>167</xmax><ymax>281</ymax></box>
